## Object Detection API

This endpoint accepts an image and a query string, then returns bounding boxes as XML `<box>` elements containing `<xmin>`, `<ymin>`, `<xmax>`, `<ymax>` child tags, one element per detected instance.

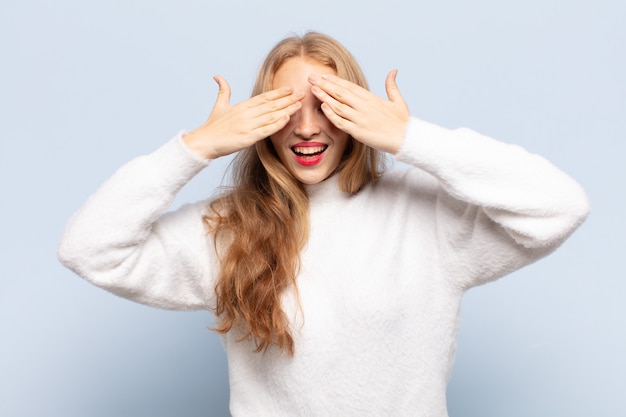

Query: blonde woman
<box><xmin>58</xmin><ymin>32</ymin><xmax>589</xmax><ymax>416</ymax></box>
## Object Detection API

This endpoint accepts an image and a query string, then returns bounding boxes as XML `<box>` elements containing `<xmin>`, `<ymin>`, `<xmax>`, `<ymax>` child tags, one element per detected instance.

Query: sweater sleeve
<box><xmin>57</xmin><ymin>132</ymin><xmax>218</xmax><ymax>310</ymax></box>
<box><xmin>396</xmin><ymin>117</ymin><xmax>590</xmax><ymax>289</ymax></box>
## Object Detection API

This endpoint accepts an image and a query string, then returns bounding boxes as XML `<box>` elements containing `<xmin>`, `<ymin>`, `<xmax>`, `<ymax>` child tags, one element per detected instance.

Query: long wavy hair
<box><xmin>205</xmin><ymin>32</ymin><xmax>384</xmax><ymax>354</ymax></box>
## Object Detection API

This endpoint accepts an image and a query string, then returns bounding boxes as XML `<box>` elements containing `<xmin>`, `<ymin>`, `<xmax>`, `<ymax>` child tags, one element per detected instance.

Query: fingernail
<box><xmin>309</xmin><ymin>74</ymin><xmax>319</xmax><ymax>83</ymax></box>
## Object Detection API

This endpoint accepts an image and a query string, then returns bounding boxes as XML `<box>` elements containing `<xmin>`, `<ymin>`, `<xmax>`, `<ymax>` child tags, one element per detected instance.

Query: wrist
<box><xmin>182</xmin><ymin>130</ymin><xmax>219</xmax><ymax>160</ymax></box>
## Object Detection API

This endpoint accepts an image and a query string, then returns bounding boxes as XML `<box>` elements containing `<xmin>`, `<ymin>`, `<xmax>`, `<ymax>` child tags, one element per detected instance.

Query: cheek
<box><xmin>268</xmin><ymin>131</ymin><xmax>294</xmax><ymax>166</ymax></box>
<box><xmin>269</xmin><ymin>127</ymin><xmax>288</xmax><ymax>149</ymax></box>
<box><xmin>324</xmin><ymin>118</ymin><xmax>347</xmax><ymax>138</ymax></box>
<box><xmin>337</xmin><ymin>135</ymin><xmax>351</xmax><ymax>156</ymax></box>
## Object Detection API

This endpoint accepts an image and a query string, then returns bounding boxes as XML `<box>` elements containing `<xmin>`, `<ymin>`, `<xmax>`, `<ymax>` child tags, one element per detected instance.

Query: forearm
<box><xmin>57</xmin><ymin>132</ymin><xmax>214</xmax><ymax>309</ymax></box>
<box><xmin>396</xmin><ymin>117</ymin><xmax>589</xmax><ymax>248</ymax></box>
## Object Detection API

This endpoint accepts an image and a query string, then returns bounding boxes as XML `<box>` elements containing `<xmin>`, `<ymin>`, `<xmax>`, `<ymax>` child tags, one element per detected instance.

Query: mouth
<box><xmin>291</xmin><ymin>144</ymin><xmax>328</xmax><ymax>156</ymax></box>
<box><xmin>290</xmin><ymin>143</ymin><xmax>328</xmax><ymax>166</ymax></box>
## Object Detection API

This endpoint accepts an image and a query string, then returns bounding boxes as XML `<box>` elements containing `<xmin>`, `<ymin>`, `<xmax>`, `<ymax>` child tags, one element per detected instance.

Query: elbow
<box><xmin>571</xmin><ymin>191</ymin><xmax>591</xmax><ymax>228</ymax></box>
<box><xmin>533</xmin><ymin>174</ymin><xmax>591</xmax><ymax>248</ymax></box>
<box><xmin>519</xmin><ymin>188</ymin><xmax>590</xmax><ymax>249</ymax></box>
<box><xmin>563</xmin><ymin>189</ymin><xmax>591</xmax><ymax>240</ymax></box>
<box><xmin>57</xmin><ymin>229</ymin><xmax>86</xmax><ymax>276</ymax></box>
<box><xmin>551</xmin><ymin>172</ymin><xmax>591</xmax><ymax>245</ymax></box>
<box><xmin>57</xmin><ymin>223</ymin><xmax>105</xmax><ymax>279</ymax></box>
<box><xmin>557</xmin><ymin>181</ymin><xmax>591</xmax><ymax>239</ymax></box>
<box><xmin>489</xmin><ymin>185</ymin><xmax>590</xmax><ymax>250</ymax></box>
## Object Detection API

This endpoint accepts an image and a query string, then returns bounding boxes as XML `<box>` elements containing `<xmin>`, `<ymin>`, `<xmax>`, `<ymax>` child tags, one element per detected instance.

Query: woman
<box><xmin>58</xmin><ymin>32</ymin><xmax>589</xmax><ymax>416</ymax></box>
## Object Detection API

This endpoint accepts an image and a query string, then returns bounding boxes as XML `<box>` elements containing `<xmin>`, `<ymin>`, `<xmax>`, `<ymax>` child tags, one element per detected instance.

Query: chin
<box><xmin>291</xmin><ymin>168</ymin><xmax>334</xmax><ymax>185</ymax></box>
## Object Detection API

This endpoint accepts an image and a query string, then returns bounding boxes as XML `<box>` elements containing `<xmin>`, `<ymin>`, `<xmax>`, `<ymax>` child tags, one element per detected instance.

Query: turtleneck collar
<box><xmin>303</xmin><ymin>173</ymin><xmax>344</xmax><ymax>203</ymax></box>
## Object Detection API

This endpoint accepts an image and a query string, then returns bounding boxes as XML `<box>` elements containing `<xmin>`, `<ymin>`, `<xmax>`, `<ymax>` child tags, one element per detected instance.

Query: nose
<box><xmin>293</xmin><ymin>106</ymin><xmax>322</xmax><ymax>139</ymax></box>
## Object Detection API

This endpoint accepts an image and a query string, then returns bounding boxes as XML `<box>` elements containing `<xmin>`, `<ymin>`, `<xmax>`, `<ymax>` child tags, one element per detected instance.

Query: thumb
<box><xmin>385</xmin><ymin>69</ymin><xmax>404</xmax><ymax>103</ymax></box>
<box><xmin>212</xmin><ymin>75</ymin><xmax>231</xmax><ymax>109</ymax></box>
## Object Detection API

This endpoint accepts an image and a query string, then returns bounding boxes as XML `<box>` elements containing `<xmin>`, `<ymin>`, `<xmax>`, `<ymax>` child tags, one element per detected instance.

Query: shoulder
<box><xmin>159</xmin><ymin>200</ymin><xmax>212</xmax><ymax>236</ymax></box>
<box><xmin>342</xmin><ymin>165</ymin><xmax>445</xmax><ymax>215</ymax></box>
<box><xmin>373</xmin><ymin>165</ymin><xmax>440</xmax><ymax>198</ymax></box>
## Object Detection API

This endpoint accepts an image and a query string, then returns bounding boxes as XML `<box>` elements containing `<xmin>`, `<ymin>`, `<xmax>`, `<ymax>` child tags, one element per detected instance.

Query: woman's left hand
<box><xmin>309</xmin><ymin>70</ymin><xmax>410</xmax><ymax>155</ymax></box>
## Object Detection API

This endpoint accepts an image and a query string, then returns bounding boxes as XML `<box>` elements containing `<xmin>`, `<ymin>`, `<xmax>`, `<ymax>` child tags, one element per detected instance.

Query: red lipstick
<box><xmin>291</xmin><ymin>142</ymin><xmax>328</xmax><ymax>166</ymax></box>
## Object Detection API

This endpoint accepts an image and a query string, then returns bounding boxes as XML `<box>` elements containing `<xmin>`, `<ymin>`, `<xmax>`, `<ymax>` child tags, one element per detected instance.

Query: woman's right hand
<box><xmin>183</xmin><ymin>76</ymin><xmax>304</xmax><ymax>159</ymax></box>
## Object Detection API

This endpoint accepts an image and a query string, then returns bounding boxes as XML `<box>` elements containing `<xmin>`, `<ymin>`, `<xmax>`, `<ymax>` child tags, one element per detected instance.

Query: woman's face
<box><xmin>269</xmin><ymin>57</ymin><xmax>350</xmax><ymax>185</ymax></box>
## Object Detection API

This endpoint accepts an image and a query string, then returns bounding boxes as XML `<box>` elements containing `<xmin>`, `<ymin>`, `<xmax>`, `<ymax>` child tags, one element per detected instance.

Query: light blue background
<box><xmin>1</xmin><ymin>1</ymin><xmax>624</xmax><ymax>416</ymax></box>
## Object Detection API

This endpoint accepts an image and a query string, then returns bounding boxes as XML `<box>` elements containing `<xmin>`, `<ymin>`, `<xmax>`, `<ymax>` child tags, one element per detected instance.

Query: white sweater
<box><xmin>58</xmin><ymin>117</ymin><xmax>589</xmax><ymax>417</ymax></box>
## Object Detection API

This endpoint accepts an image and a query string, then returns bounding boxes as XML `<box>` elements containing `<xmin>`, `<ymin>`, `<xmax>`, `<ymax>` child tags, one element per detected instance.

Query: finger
<box><xmin>258</xmin><ymin>99</ymin><xmax>302</xmax><ymax>124</ymax></box>
<box><xmin>310</xmin><ymin>73</ymin><xmax>362</xmax><ymax>91</ymax></box>
<box><xmin>250</xmin><ymin>86</ymin><xmax>297</xmax><ymax>107</ymax></box>
<box><xmin>244</xmin><ymin>89</ymin><xmax>303</xmax><ymax>120</ymax></box>
<box><xmin>309</xmin><ymin>74</ymin><xmax>367</xmax><ymax>108</ymax></box>
<box><xmin>245</xmin><ymin>98</ymin><xmax>302</xmax><ymax>137</ymax></box>
<box><xmin>251</xmin><ymin>110</ymin><xmax>295</xmax><ymax>140</ymax></box>
<box><xmin>319</xmin><ymin>102</ymin><xmax>356</xmax><ymax>136</ymax></box>
<box><xmin>385</xmin><ymin>69</ymin><xmax>404</xmax><ymax>103</ymax></box>
<box><xmin>311</xmin><ymin>85</ymin><xmax>356</xmax><ymax>121</ymax></box>
<box><xmin>265</xmin><ymin>89</ymin><xmax>304</xmax><ymax>112</ymax></box>
<box><xmin>213</xmin><ymin>75</ymin><xmax>231</xmax><ymax>109</ymax></box>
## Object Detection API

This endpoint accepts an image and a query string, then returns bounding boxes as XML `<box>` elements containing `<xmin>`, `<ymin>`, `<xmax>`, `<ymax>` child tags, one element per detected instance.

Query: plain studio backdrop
<box><xmin>1</xmin><ymin>1</ymin><xmax>624</xmax><ymax>416</ymax></box>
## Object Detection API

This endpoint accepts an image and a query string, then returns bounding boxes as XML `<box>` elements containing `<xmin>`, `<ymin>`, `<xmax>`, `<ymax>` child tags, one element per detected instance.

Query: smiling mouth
<box><xmin>291</xmin><ymin>145</ymin><xmax>328</xmax><ymax>156</ymax></box>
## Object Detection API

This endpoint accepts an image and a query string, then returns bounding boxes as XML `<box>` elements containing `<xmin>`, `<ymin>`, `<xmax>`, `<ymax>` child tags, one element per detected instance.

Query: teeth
<box><xmin>292</xmin><ymin>145</ymin><xmax>327</xmax><ymax>155</ymax></box>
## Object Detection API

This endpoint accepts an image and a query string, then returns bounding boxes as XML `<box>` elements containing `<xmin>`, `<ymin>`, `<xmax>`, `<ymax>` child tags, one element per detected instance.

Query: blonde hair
<box><xmin>206</xmin><ymin>32</ymin><xmax>384</xmax><ymax>354</ymax></box>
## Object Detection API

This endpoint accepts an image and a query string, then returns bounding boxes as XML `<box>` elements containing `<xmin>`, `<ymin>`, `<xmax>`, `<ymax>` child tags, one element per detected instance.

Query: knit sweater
<box><xmin>58</xmin><ymin>117</ymin><xmax>589</xmax><ymax>417</ymax></box>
